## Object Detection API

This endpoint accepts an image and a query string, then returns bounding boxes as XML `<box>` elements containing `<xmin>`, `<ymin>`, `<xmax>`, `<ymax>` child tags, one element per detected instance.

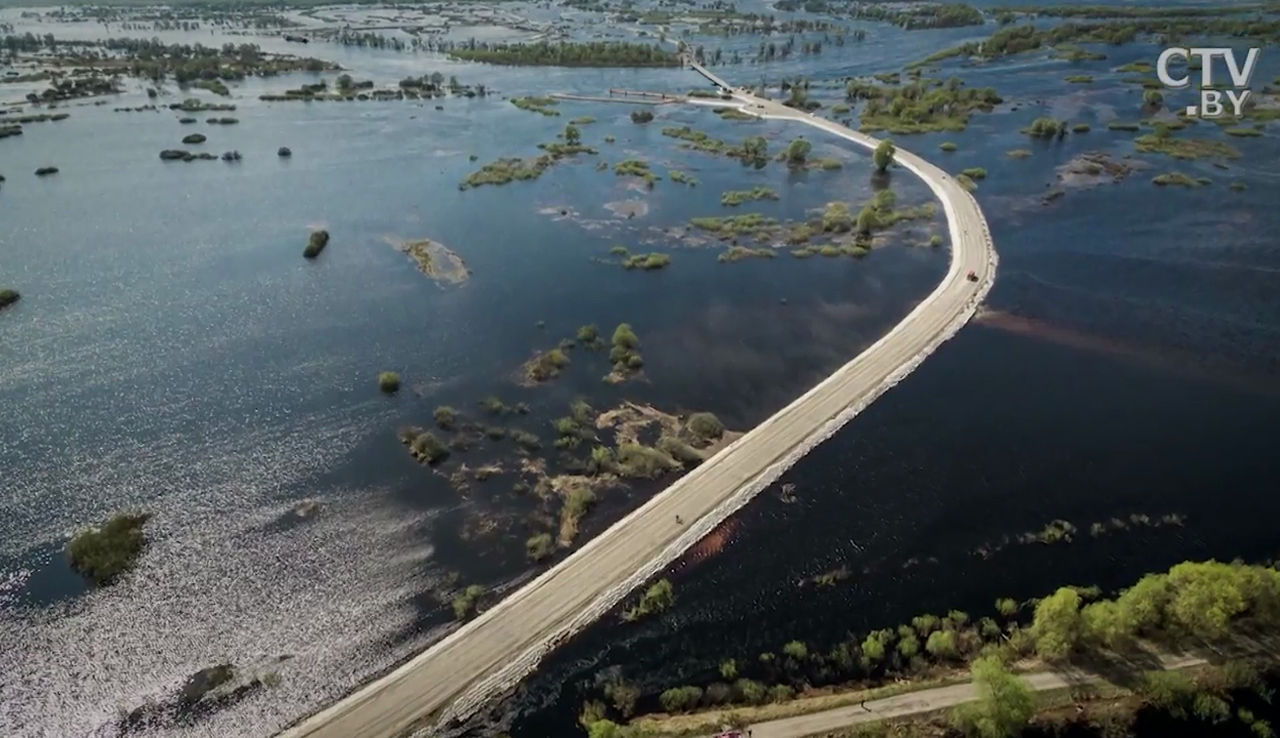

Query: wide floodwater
<box><xmin>1</xmin><ymin>3</ymin><xmax>1279</xmax><ymax>737</ymax></box>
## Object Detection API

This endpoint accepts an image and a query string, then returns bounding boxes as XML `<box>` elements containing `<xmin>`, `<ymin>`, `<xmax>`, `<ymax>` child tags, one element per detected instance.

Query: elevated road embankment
<box><xmin>277</xmin><ymin>70</ymin><xmax>997</xmax><ymax>738</ymax></box>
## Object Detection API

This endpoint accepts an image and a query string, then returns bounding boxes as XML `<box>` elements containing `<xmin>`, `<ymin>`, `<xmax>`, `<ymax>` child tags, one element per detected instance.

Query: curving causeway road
<box><xmin>276</xmin><ymin>72</ymin><xmax>998</xmax><ymax>738</ymax></box>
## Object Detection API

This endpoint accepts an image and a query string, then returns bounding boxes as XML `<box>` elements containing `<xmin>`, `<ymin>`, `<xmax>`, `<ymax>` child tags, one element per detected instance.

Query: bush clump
<box><xmin>378</xmin><ymin>371</ymin><xmax>401</xmax><ymax>393</ymax></box>
<box><xmin>527</xmin><ymin>532</ymin><xmax>555</xmax><ymax>561</ymax></box>
<box><xmin>66</xmin><ymin>512</ymin><xmax>152</xmax><ymax>586</ymax></box>
<box><xmin>623</xmin><ymin>579</ymin><xmax>674</xmax><ymax>621</ymax></box>
<box><xmin>1022</xmin><ymin>117</ymin><xmax>1066</xmax><ymax>139</ymax></box>
<box><xmin>303</xmin><ymin>229</ymin><xmax>329</xmax><ymax>258</ymax></box>
<box><xmin>0</xmin><ymin>289</ymin><xmax>19</xmax><ymax>308</ymax></box>
<box><xmin>407</xmin><ymin>430</ymin><xmax>449</xmax><ymax>464</ymax></box>
<box><xmin>526</xmin><ymin>348</ymin><xmax>570</xmax><ymax>382</ymax></box>
<box><xmin>452</xmin><ymin>584</ymin><xmax>485</xmax><ymax>620</ymax></box>
<box><xmin>182</xmin><ymin>133</ymin><xmax>207</xmax><ymax>144</ymax></box>
<box><xmin>687</xmin><ymin>412</ymin><xmax>725</xmax><ymax>441</ymax></box>
<box><xmin>433</xmin><ymin>406</ymin><xmax>458</xmax><ymax>429</ymax></box>
<box><xmin>623</xmin><ymin>252</ymin><xmax>671</xmax><ymax>270</ymax></box>
<box><xmin>278</xmin><ymin>147</ymin><xmax>292</xmax><ymax>157</ymax></box>
<box><xmin>616</xmin><ymin>443</ymin><xmax>679</xmax><ymax>478</ymax></box>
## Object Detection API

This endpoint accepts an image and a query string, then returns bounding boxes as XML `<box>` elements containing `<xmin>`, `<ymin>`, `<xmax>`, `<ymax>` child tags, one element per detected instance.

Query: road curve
<box><xmin>276</xmin><ymin>80</ymin><xmax>998</xmax><ymax>738</ymax></box>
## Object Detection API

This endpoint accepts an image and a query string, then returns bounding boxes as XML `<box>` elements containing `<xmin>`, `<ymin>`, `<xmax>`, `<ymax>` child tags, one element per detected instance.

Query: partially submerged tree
<box><xmin>873</xmin><ymin>138</ymin><xmax>896</xmax><ymax>172</ymax></box>
<box><xmin>66</xmin><ymin>512</ymin><xmax>152</xmax><ymax>586</ymax></box>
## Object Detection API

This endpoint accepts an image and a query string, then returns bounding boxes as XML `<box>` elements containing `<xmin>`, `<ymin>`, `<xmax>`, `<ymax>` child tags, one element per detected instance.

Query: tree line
<box><xmin>446</xmin><ymin>40</ymin><xmax>680</xmax><ymax>68</ymax></box>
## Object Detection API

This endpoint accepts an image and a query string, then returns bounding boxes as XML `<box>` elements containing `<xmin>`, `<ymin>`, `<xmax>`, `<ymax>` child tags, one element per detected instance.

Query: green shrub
<box><xmin>961</xmin><ymin>167</ymin><xmax>987</xmax><ymax>180</ymax></box>
<box><xmin>452</xmin><ymin>584</ymin><xmax>485</xmax><ymax>620</ymax></box>
<box><xmin>616</xmin><ymin>443</ymin><xmax>679</xmax><ymax>478</ymax></box>
<box><xmin>0</xmin><ymin>289</ymin><xmax>19</xmax><ymax>308</ymax></box>
<box><xmin>433</xmin><ymin>406</ymin><xmax>457</xmax><ymax>429</ymax></box>
<box><xmin>181</xmin><ymin>133</ymin><xmax>206</xmax><ymax>144</ymax></box>
<box><xmin>687</xmin><ymin>412</ymin><xmax>725</xmax><ymax>441</ymax></box>
<box><xmin>409</xmin><ymin>431</ymin><xmax>448</xmax><ymax>464</ymax></box>
<box><xmin>511</xmin><ymin>429</ymin><xmax>541</xmax><ymax>450</ymax></box>
<box><xmin>526</xmin><ymin>533</ymin><xmax>555</xmax><ymax>561</ymax></box>
<box><xmin>378</xmin><ymin>371</ymin><xmax>400</xmax><ymax>393</ymax></box>
<box><xmin>66</xmin><ymin>512</ymin><xmax>152</xmax><ymax>586</ymax></box>
<box><xmin>940</xmin><ymin>141</ymin><xmax>958</xmax><ymax>151</ymax></box>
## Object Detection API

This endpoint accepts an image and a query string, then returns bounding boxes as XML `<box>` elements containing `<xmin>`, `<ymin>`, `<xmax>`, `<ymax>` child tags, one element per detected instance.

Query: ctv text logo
<box><xmin>1155</xmin><ymin>47</ymin><xmax>1261</xmax><ymax>119</ymax></box>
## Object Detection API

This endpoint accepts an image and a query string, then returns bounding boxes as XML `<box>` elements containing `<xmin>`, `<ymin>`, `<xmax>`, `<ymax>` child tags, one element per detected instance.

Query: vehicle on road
<box><xmin>966</xmin><ymin>270</ymin><xmax>978</xmax><ymax>282</ymax></box>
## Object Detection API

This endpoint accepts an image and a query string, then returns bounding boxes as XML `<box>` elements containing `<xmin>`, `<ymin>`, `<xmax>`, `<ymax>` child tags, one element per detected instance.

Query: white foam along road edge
<box><xmin>420</xmin><ymin>103</ymin><xmax>999</xmax><ymax>733</ymax></box>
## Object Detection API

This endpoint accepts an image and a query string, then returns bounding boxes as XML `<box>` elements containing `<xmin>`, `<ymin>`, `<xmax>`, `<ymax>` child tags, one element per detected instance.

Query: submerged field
<box><xmin>1</xmin><ymin>1</ymin><xmax>1280</xmax><ymax>737</ymax></box>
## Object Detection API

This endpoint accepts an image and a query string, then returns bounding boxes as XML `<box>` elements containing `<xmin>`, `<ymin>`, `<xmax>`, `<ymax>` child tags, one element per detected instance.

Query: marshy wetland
<box><xmin>3</xmin><ymin>1</ymin><xmax>1280</xmax><ymax>737</ymax></box>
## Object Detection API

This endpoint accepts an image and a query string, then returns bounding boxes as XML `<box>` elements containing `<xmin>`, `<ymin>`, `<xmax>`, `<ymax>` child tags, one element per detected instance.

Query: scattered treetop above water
<box><xmin>446</xmin><ymin>40</ymin><xmax>679</xmax><ymax>68</ymax></box>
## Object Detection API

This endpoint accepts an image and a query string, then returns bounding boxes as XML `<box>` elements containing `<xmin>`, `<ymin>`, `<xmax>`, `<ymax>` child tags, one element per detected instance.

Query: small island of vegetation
<box><xmin>66</xmin><ymin>511</ymin><xmax>152</xmax><ymax>586</ymax></box>
<box><xmin>720</xmin><ymin>186</ymin><xmax>779</xmax><ymax>206</ymax></box>
<box><xmin>378</xmin><ymin>371</ymin><xmax>401</xmax><ymax>394</ymax></box>
<box><xmin>0</xmin><ymin>289</ymin><xmax>19</xmax><ymax>309</ymax></box>
<box><xmin>303</xmin><ymin>229</ymin><xmax>329</xmax><ymax>258</ymax></box>
<box><xmin>608</xmin><ymin>323</ymin><xmax>644</xmax><ymax>382</ymax></box>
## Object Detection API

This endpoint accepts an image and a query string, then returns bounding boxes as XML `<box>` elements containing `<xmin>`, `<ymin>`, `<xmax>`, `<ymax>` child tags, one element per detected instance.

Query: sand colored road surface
<box><xmin>277</xmin><ymin>75</ymin><xmax>997</xmax><ymax>738</ymax></box>
<box><xmin>741</xmin><ymin>655</ymin><xmax>1206</xmax><ymax>738</ymax></box>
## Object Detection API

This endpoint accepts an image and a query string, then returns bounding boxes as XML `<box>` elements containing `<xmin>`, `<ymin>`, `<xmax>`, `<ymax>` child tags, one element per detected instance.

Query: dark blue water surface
<box><xmin>1</xmin><ymin>2</ymin><xmax>1279</xmax><ymax>736</ymax></box>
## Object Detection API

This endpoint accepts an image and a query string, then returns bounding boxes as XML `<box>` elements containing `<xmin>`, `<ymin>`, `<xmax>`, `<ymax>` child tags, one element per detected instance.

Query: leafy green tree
<box><xmin>1139</xmin><ymin>670</ymin><xmax>1196</xmax><ymax>719</ymax></box>
<box><xmin>1114</xmin><ymin>572</ymin><xmax>1173</xmax><ymax>634</ymax></box>
<box><xmin>873</xmin><ymin>139</ymin><xmax>895</xmax><ymax>172</ymax></box>
<box><xmin>1081</xmin><ymin>599</ymin><xmax>1134</xmax><ymax>649</ymax></box>
<box><xmin>949</xmin><ymin>657</ymin><xmax>1035</xmax><ymax>738</ymax></box>
<box><xmin>912</xmin><ymin>614</ymin><xmax>942</xmax><ymax>635</ymax></box>
<box><xmin>565</xmin><ymin>124</ymin><xmax>581</xmax><ymax>144</ymax></box>
<box><xmin>604</xmin><ymin>680</ymin><xmax>640</xmax><ymax>717</ymax></box>
<box><xmin>782</xmin><ymin>640</ymin><xmax>808</xmax><ymax>660</ymax></box>
<box><xmin>659</xmin><ymin>686</ymin><xmax>703</xmax><ymax>713</ymax></box>
<box><xmin>926</xmin><ymin>629</ymin><xmax>959</xmax><ymax>660</ymax></box>
<box><xmin>1164</xmin><ymin>560</ymin><xmax>1261</xmax><ymax>641</ymax></box>
<box><xmin>1030</xmin><ymin>587</ymin><xmax>1083</xmax><ymax>660</ymax></box>
<box><xmin>735</xmin><ymin>678</ymin><xmax>766</xmax><ymax>705</ymax></box>
<box><xmin>719</xmin><ymin>659</ymin><xmax>738</xmax><ymax>680</ymax></box>
<box><xmin>587</xmin><ymin>720</ymin><xmax>622</xmax><ymax>738</ymax></box>
<box><xmin>578</xmin><ymin>700</ymin><xmax>607</xmax><ymax>729</ymax></box>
